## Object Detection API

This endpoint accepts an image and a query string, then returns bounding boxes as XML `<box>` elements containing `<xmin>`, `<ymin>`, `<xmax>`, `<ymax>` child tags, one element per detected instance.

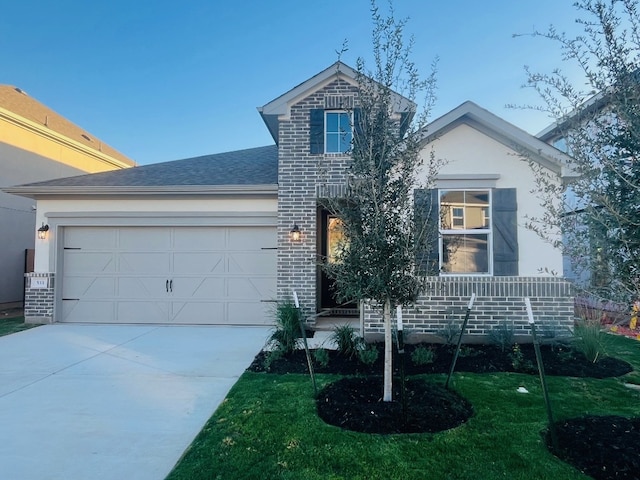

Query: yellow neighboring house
<box><xmin>0</xmin><ymin>85</ymin><xmax>135</xmax><ymax>306</ymax></box>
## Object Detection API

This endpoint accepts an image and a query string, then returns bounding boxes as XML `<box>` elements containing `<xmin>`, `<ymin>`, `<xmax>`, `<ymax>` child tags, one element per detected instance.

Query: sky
<box><xmin>1</xmin><ymin>1</ymin><xmax>589</xmax><ymax>165</ymax></box>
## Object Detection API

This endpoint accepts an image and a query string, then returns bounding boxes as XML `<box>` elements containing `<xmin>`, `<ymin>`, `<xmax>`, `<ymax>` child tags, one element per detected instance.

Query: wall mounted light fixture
<box><xmin>290</xmin><ymin>224</ymin><xmax>301</xmax><ymax>241</ymax></box>
<box><xmin>37</xmin><ymin>223</ymin><xmax>49</xmax><ymax>240</ymax></box>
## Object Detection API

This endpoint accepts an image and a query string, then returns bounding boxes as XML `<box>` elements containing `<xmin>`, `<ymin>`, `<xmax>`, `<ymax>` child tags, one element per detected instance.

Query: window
<box><xmin>439</xmin><ymin>190</ymin><xmax>491</xmax><ymax>274</ymax></box>
<box><xmin>414</xmin><ymin>188</ymin><xmax>518</xmax><ymax>276</ymax></box>
<box><xmin>325</xmin><ymin>111</ymin><xmax>352</xmax><ymax>153</ymax></box>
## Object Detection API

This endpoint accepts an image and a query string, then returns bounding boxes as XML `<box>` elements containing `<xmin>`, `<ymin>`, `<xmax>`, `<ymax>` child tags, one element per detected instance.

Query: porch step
<box><xmin>313</xmin><ymin>316</ymin><xmax>360</xmax><ymax>332</ymax></box>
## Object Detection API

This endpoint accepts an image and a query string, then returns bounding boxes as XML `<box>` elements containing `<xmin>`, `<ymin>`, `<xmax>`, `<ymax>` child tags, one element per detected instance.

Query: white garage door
<box><xmin>60</xmin><ymin>226</ymin><xmax>277</xmax><ymax>325</ymax></box>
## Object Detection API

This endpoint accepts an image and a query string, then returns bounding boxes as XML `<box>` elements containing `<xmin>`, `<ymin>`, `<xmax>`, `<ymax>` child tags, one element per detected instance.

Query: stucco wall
<box><xmin>419</xmin><ymin>122</ymin><xmax>564</xmax><ymax>276</ymax></box>
<box><xmin>0</xmin><ymin>143</ymin><xmax>91</xmax><ymax>304</ymax></box>
<box><xmin>33</xmin><ymin>196</ymin><xmax>278</xmax><ymax>272</ymax></box>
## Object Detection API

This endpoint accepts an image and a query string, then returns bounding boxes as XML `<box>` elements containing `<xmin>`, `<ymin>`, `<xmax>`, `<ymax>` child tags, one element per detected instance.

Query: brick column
<box><xmin>24</xmin><ymin>272</ymin><xmax>55</xmax><ymax>324</ymax></box>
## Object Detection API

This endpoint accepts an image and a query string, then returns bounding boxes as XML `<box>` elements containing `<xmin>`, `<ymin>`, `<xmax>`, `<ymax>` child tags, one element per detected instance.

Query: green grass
<box><xmin>0</xmin><ymin>317</ymin><xmax>39</xmax><ymax>337</ymax></box>
<box><xmin>167</xmin><ymin>335</ymin><xmax>640</xmax><ymax>480</ymax></box>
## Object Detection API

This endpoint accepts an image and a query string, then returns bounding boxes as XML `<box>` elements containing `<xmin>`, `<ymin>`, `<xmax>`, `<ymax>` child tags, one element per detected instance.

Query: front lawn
<box><xmin>167</xmin><ymin>334</ymin><xmax>640</xmax><ymax>480</ymax></box>
<box><xmin>0</xmin><ymin>317</ymin><xmax>38</xmax><ymax>337</ymax></box>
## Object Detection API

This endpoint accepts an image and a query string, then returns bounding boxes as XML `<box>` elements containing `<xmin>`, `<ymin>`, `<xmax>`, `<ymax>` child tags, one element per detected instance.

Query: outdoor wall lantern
<box><xmin>37</xmin><ymin>223</ymin><xmax>49</xmax><ymax>240</ymax></box>
<box><xmin>290</xmin><ymin>224</ymin><xmax>301</xmax><ymax>242</ymax></box>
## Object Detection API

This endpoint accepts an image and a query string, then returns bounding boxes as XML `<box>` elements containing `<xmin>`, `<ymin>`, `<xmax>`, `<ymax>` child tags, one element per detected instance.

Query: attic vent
<box><xmin>81</xmin><ymin>134</ymin><xmax>92</xmax><ymax>141</ymax></box>
<box><xmin>325</xmin><ymin>95</ymin><xmax>354</xmax><ymax>110</ymax></box>
<box><xmin>14</xmin><ymin>87</ymin><xmax>27</xmax><ymax>95</ymax></box>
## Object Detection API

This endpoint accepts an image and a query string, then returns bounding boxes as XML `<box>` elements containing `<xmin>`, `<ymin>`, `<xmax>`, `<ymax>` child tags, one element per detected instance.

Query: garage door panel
<box><xmin>62</xmin><ymin>300</ymin><xmax>115</xmax><ymax>323</ymax></box>
<box><xmin>63</xmin><ymin>277</ymin><xmax>115</xmax><ymax>298</ymax></box>
<box><xmin>227</xmin><ymin>228</ymin><xmax>275</xmax><ymax>250</ymax></box>
<box><xmin>117</xmin><ymin>301</ymin><xmax>170</xmax><ymax>323</ymax></box>
<box><xmin>171</xmin><ymin>302</ymin><xmax>225</xmax><ymax>324</ymax></box>
<box><xmin>119</xmin><ymin>227</ymin><xmax>171</xmax><ymax>251</ymax></box>
<box><xmin>171</xmin><ymin>277</ymin><xmax>225</xmax><ymax>299</ymax></box>
<box><xmin>117</xmin><ymin>277</ymin><xmax>167</xmax><ymax>299</ymax></box>
<box><xmin>228</xmin><ymin>301</ymin><xmax>272</xmax><ymax>325</ymax></box>
<box><xmin>64</xmin><ymin>253</ymin><xmax>116</xmax><ymax>273</ymax></box>
<box><xmin>64</xmin><ymin>227</ymin><xmax>117</xmax><ymax>249</ymax></box>
<box><xmin>229</xmin><ymin>252</ymin><xmax>277</xmax><ymax>274</ymax></box>
<box><xmin>172</xmin><ymin>253</ymin><xmax>224</xmax><ymax>274</ymax></box>
<box><xmin>227</xmin><ymin>277</ymin><xmax>275</xmax><ymax>300</ymax></box>
<box><xmin>119</xmin><ymin>253</ymin><xmax>171</xmax><ymax>274</ymax></box>
<box><xmin>173</xmin><ymin>228</ymin><xmax>226</xmax><ymax>250</ymax></box>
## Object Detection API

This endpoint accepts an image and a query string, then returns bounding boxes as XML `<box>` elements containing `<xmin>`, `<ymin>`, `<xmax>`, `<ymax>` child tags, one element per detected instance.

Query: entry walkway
<box><xmin>0</xmin><ymin>324</ymin><xmax>269</xmax><ymax>480</ymax></box>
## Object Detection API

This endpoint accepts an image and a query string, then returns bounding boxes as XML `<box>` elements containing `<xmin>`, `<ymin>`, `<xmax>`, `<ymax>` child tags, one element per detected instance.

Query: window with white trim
<box><xmin>439</xmin><ymin>190</ymin><xmax>492</xmax><ymax>274</ymax></box>
<box><xmin>325</xmin><ymin>111</ymin><xmax>352</xmax><ymax>153</ymax></box>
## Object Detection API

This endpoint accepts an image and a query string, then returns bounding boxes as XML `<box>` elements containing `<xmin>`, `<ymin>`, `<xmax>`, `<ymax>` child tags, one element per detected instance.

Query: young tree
<box><xmin>322</xmin><ymin>1</ymin><xmax>440</xmax><ymax>401</ymax></box>
<box><xmin>518</xmin><ymin>0</ymin><xmax>640</xmax><ymax>303</ymax></box>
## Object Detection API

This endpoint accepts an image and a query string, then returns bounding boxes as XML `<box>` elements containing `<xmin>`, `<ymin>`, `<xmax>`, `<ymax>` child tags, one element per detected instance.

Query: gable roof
<box><xmin>0</xmin><ymin>85</ymin><xmax>135</xmax><ymax>167</ymax></box>
<box><xmin>4</xmin><ymin>145</ymin><xmax>278</xmax><ymax>198</ymax></box>
<box><xmin>423</xmin><ymin>101</ymin><xmax>577</xmax><ymax>178</ymax></box>
<box><xmin>258</xmin><ymin>61</ymin><xmax>415</xmax><ymax>144</ymax></box>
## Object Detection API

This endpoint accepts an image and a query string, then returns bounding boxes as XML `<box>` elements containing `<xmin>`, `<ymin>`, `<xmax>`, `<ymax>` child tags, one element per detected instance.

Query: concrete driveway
<box><xmin>0</xmin><ymin>324</ymin><xmax>270</xmax><ymax>480</ymax></box>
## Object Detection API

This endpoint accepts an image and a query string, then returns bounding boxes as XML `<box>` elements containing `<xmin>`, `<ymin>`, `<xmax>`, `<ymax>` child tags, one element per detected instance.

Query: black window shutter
<box><xmin>492</xmin><ymin>188</ymin><xmax>518</xmax><ymax>276</ymax></box>
<box><xmin>414</xmin><ymin>189</ymin><xmax>440</xmax><ymax>275</ymax></box>
<box><xmin>310</xmin><ymin>109</ymin><xmax>324</xmax><ymax>154</ymax></box>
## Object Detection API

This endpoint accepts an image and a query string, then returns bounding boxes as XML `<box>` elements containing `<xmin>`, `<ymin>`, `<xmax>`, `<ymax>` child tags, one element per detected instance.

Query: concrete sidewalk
<box><xmin>0</xmin><ymin>324</ymin><xmax>269</xmax><ymax>480</ymax></box>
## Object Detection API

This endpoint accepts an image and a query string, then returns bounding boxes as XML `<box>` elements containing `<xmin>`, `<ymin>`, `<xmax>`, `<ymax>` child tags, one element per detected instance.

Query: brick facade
<box><xmin>277</xmin><ymin>79</ymin><xmax>358</xmax><ymax>323</ymax></box>
<box><xmin>23</xmin><ymin>272</ymin><xmax>55</xmax><ymax>324</ymax></box>
<box><xmin>364</xmin><ymin>276</ymin><xmax>575</xmax><ymax>341</ymax></box>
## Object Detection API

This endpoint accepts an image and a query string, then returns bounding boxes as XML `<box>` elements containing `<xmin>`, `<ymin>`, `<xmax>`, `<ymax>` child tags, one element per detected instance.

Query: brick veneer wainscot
<box><xmin>364</xmin><ymin>276</ymin><xmax>575</xmax><ymax>341</ymax></box>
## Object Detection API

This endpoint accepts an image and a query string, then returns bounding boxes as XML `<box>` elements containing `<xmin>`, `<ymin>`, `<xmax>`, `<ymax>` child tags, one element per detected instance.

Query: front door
<box><xmin>318</xmin><ymin>210</ymin><xmax>358</xmax><ymax>316</ymax></box>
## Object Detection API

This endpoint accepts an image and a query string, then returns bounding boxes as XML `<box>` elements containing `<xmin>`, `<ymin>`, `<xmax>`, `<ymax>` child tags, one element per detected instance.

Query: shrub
<box><xmin>262</xmin><ymin>349</ymin><xmax>283</xmax><ymax>372</ymax></box>
<box><xmin>488</xmin><ymin>321</ymin><xmax>515</xmax><ymax>352</ymax></box>
<box><xmin>267</xmin><ymin>301</ymin><xmax>301</xmax><ymax>355</ymax></box>
<box><xmin>540</xmin><ymin>324</ymin><xmax>572</xmax><ymax>351</ymax></box>
<box><xmin>573</xmin><ymin>317</ymin><xmax>606</xmax><ymax>363</ymax></box>
<box><xmin>314</xmin><ymin>348</ymin><xmax>330</xmax><ymax>368</ymax></box>
<box><xmin>436</xmin><ymin>322</ymin><xmax>461</xmax><ymax>345</ymax></box>
<box><xmin>411</xmin><ymin>345</ymin><xmax>436</xmax><ymax>366</ymax></box>
<box><xmin>508</xmin><ymin>344</ymin><xmax>534</xmax><ymax>372</ymax></box>
<box><xmin>330</xmin><ymin>324</ymin><xmax>363</xmax><ymax>359</ymax></box>
<box><xmin>357</xmin><ymin>343</ymin><xmax>379</xmax><ymax>365</ymax></box>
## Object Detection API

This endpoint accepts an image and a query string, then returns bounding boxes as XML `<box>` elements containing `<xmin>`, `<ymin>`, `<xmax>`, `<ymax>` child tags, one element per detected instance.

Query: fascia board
<box><xmin>0</xmin><ymin>106</ymin><xmax>135</xmax><ymax>169</ymax></box>
<box><xmin>3</xmin><ymin>184</ymin><xmax>279</xmax><ymax>199</ymax></box>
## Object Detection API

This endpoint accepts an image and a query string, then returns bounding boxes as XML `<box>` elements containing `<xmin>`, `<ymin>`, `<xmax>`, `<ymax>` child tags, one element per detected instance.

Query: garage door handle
<box><xmin>169</xmin><ymin>279</ymin><xmax>173</xmax><ymax>292</ymax></box>
<box><xmin>166</xmin><ymin>280</ymin><xmax>169</xmax><ymax>292</ymax></box>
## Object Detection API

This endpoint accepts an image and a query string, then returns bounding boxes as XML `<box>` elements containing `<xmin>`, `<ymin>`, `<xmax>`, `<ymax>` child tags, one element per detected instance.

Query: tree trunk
<box><xmin>383</xmin><ymin>298</ymin><xmax>393</xmax><ymax>401</ymax></box>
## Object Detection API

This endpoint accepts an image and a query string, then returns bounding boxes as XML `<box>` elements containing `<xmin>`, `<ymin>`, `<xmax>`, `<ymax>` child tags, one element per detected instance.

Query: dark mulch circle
<box><xmin>317</xmin><ymin>376</ymin><xmax>473</xmax><ymax>434</ymax></box>
<box><xmin>547</xmin><ymin>415</ymin><xmax>640</xmax><ymax>480</ymax></box>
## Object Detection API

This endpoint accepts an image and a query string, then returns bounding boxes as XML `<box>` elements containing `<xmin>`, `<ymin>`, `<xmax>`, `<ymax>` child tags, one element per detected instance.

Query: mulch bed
<box><xmin>547</xmin><ymin>416</ymin><xmax>640</xmax><ymax>480</ymax></box>
<box><xmin>248</xmin><ymin>341</ymin><xmax>638</xmax><ymax>475</ymax></box>
<box><xmin>317</xmin><ymin>376</ymin><xmax>473</xmax><ymax>434</ymax></box>
<box><xmin>248</xmin><ymin>342</ymin><xmax>633</xmax><ymax>378</ymax></box>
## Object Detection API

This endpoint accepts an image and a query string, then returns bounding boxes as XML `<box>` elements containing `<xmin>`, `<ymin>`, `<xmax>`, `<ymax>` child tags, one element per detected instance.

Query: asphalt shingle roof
<box><xmin>18</xmin><ymin>145</ymin><xmax>278</xmax><ymax>188</ymax></box>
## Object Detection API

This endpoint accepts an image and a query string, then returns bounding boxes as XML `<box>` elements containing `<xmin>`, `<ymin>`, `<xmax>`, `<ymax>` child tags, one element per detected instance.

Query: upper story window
<box><xmin>310</xmin><ymin>108</ymin><xmax>355</xmax><ymax>155</ymax></box>
<box><xmin>325</xmin><ymin>111</ymin><xmax>352</xmax><ymax>153</ymax></box>
<box><xmin>439</xmin><ymin>190</ymin><xmax>492</xmax><ymax>274</ymax></box>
